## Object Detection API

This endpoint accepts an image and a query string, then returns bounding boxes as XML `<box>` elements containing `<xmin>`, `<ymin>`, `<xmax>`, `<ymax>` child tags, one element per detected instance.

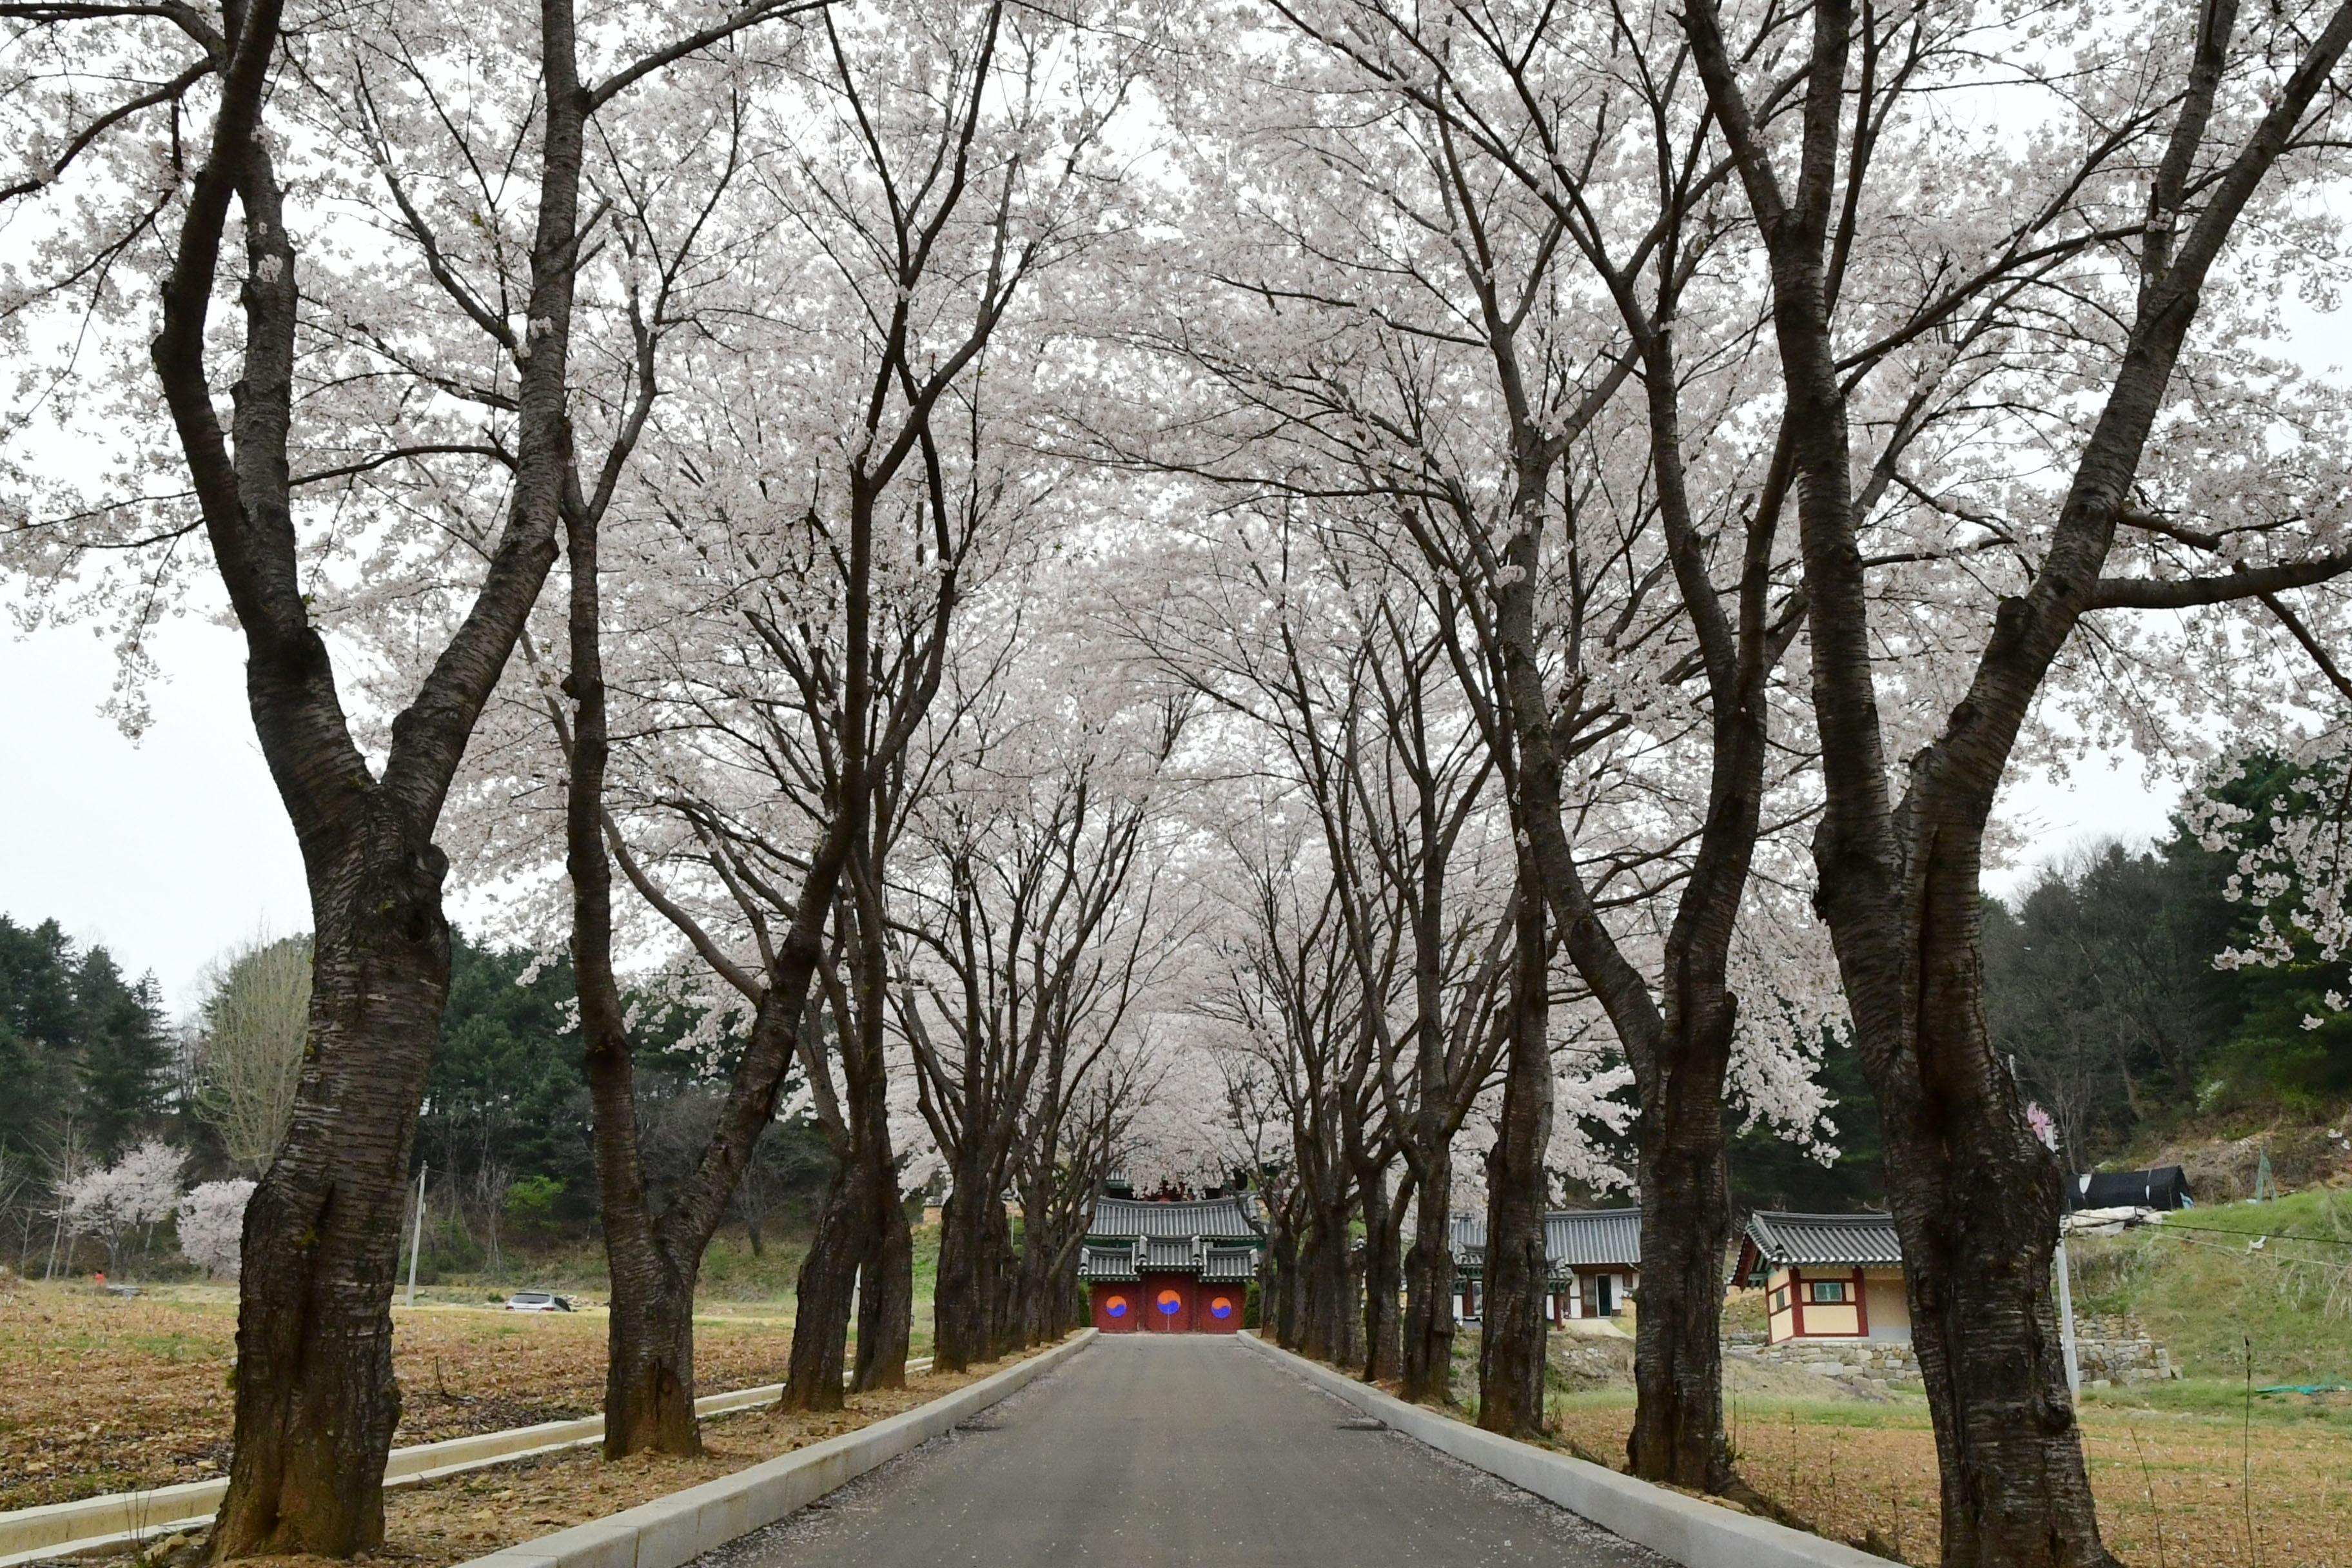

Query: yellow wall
<box><xmin>1862</xmin><ymin>1268</ymin><xmax>1910</xmax><ymax>1341</ymax></box>
<box><xmin>1803</xmin><ymin>1302</ymin><xmax>1861</xmax><ymax>1335</ymax></box>
<box><xmin>1765</xmin><ymin>1265</ymin><xmax>1798</xmax><ymax>1344</ymax></box>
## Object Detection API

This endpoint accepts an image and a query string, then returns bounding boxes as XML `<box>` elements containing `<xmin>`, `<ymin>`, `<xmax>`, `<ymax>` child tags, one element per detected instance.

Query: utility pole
<box><xmin>404</xmin><ymin>1163</ymin><xmax>428</xmax><ymax>1309</ymax></box>
<box><xmin>2055</xmin><ymin>1232</ymin><xmax>2081</xmax><ymax>1396</ymax></box>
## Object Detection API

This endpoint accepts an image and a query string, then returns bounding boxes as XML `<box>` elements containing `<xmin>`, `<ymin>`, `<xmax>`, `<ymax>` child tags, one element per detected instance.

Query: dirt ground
<box><xmin>120</xmin><ymin>1358</ymin><xmax>1043</xmax><ymax>1568</ymax></box>
<box><xmin>0</xmin><ymin>1284</ymin><xmax>827</xmax><ymax>1511</ymax></box>
<box><xmin>1547</xmin><ymin>1390</ymin><xmax>2352</xmax><ymax>1567</ymax></box>
<box><xmin>1429</xmin><ymin>1325</ymin><xmax>2352</xmax><ymax>1568</ymax></box>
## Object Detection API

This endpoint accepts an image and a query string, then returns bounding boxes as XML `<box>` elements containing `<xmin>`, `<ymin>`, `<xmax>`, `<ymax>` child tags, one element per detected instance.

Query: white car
<box><xmin>504</xmin><ymin>1290</ymin><xmax>574</xmax><ymax>1312</ymax></box>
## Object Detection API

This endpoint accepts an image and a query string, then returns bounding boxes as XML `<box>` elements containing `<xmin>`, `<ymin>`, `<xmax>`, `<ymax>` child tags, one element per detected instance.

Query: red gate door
<box><xmin>1144</xmin><ymin>1277</ymin><xmax>1193</xmax><ymax>1332</ymax></box>
<box><xmin>1092</xmin><ymin>1284</ymin><xmax>1139</xmax><ymax>1332</ymax></box>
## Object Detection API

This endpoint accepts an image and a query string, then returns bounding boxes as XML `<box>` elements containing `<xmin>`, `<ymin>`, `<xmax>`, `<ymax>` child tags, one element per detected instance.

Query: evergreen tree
<box><xmin>0</xmin><ymin>917</ymin><xmax>169</xmax><ymax>1162</ymax></box>
<box><xmin>72</xmin><ymin>948</ymin><xmax>172</xmax><ymax>1153</ymax></box>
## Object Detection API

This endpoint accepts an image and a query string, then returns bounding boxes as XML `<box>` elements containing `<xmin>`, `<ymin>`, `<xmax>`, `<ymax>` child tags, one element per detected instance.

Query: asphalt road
<box><xmin>702</xmin><ymin>1335</ymin><xmax>1669</xmax><ymax>1567</ymax></box>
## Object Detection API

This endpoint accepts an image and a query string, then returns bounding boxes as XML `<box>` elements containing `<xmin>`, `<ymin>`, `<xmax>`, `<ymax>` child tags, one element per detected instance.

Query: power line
<box><xmin>2102</xmin><ymin>1218</ymin><xmax>2352</xmax><ymax>1250</ymax></box>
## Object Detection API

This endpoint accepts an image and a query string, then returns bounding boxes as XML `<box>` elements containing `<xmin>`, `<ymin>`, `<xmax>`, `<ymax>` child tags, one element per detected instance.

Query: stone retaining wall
<box><xmin>1724</xmin><ymin>1331</ymin><xmax>1916</xmax><ymax>1387</ymax></box>
<box><xmin>1722</xmin><ymin>1318</ymin><xmax>2174</xmax><ymax>1387</ymax></box>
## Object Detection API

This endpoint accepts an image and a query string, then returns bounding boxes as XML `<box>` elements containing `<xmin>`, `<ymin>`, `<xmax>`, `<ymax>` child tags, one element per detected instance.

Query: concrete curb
<box><xmin>1237</xmin><ymin>1333</ymin><xmax>1885</xmax><ymax>1568</ymax></box>
<box><xmin>450</xmin><ymin>1332</ymin><xmax>1091</xmax><ymax>1568</ymax></box>
<box><xmin>0</xmin><ymin>1360</ymin><xmax>939</xmax><ymax>1567</ymax></box>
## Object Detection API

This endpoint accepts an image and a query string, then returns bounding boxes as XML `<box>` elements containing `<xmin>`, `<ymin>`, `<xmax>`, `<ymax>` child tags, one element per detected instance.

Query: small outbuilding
<box><xmin>2066</xmin><ymin>1165</ymin><xmax>2193</xmax><ymax>1211</ymax></box>
<box><xmin>1451</xmin><ymin>1209</ymin><xmax>1641</xmax><ymax>1325</ymax></box>
<box><xmin>1734</xmin><ymin>1210</ymin><xmax>1908</xmax><ymax>1346</ymax></box>
<box><xmin>1079</xmin><ymin>1194</ymin><xmax>1262</xmax><ymax>1333</ymax></box>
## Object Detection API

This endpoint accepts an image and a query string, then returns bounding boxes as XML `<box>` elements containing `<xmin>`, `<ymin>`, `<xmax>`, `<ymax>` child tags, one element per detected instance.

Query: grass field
<box><xmin>0</xmin><ymin>1228</ymin><xmax>943</xmax><ymax>1514</ymax></box>
<box><xmin>2068</xmin><ymin>1190</ymin><xmax>2352</xmax><ymax>1382</ymax></box>
<box><xmin>1554</xmin><ymin>1380</ymin><xmax>2352</xmax><ymax>1568</ymax></box>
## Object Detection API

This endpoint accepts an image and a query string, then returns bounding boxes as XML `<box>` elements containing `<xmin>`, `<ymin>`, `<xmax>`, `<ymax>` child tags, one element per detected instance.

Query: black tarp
<box><xmin>2067</xmin><ymin>1165</ymin><xmax>2193</xmax><ymax>1211</ymax></box>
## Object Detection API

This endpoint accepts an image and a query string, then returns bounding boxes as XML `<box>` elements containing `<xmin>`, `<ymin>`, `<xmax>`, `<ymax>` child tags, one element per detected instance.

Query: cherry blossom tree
<box><xmin>1099</xmin><ymin>8</ymin><xmax>1841</xmax><ymax>1453</ymax></box>
<box><xmin>178</xmin><ymin>1177</ymin><xmax>257</xmax><ymax>1278</ymax></box>
<box><xmin>433</xmin><ymin>0</ymin><xmax>1191</xmax><ymax>1430</ymax></box>
<box><xmin>59</xmin><ymin>1137</ymin><xmax>183</xmax><ymax>1278</ymax></box>
<box><xmin>1115</xmin><ymin>509</ymin><xmax>1525</xmax><ymax>1392</ymax></box>
<box><xmin>1674</xmin><ymin>0</ymin><xmax>2352</xmax><ymax>1558</ymax></box>
<box><xmin>1184</xmin><ymin>812</ymin><xmax>1374</xmax><ymax>1363</ymax></box>
<box><xmin>891</xmin><ymin>658</ymin><xmax>1192</xmax><ymax>1369</ymax></box>
<box><xmin>1</xmin><ymin>0</ymin><xmax>825</xmax><ymax>1545</ymax></box>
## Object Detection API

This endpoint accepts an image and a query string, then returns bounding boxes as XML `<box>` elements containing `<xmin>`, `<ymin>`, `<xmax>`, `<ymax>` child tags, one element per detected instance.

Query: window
<box><xmin>1807</xmin><ymin>1280</ymin><xmax>1848</xmax><ymax>1305</ymax></box>
<box><xmin>1769</xmin><ymin>1286</ymin><xmax>1790</xmax><ymax>1313</ymax></box>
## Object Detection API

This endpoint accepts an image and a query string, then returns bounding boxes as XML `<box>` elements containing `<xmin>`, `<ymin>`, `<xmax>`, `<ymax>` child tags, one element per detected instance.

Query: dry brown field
<box><xmin>0</xmin><ymin>1284</ymin><xmax>812</xmax><ymax>1512</ymax></box>
<box><xmin>155</xmin><ymin>1359</ymin><xmax>1039</xmax><ymax>1568</ymax></box>
<box><xmin>1550</xmin><ymin>1389</ymin><xmax>2352</xmax><ymax>1568</ymax></box>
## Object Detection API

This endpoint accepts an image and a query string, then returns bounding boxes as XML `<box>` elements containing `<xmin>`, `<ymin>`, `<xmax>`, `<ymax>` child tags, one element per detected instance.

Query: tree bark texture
<box><xmin>1625</xmin><ymin>1020</ymin><xmax>1732</xmax><ymax>1484</ymax></box>
<box><xmin>851</xmin><ymin>1164</ymin><xmax>912</xmax><ymax>1392</ymax></box>
<box><xmin>1478</xmin><ymin>870</ymin><xmax>1552</xmax><ymax>1438</ymax></box>
<box><xmin>214</xmin><ymin>897</ymin><xmax>448</xmax><ymax>1557</ymax></box>
<box><xmin>1398</xmin><ymin>1161</ymin><xmax>1453</xmax><ymax>1402</ymax></box>
<box><xmin>1269</xmin><ymin>1199</ymin><xmax>1302</xmax><ymax>1350</ymax></box>
<box><xmin>599</xmin><ymin>1265</ymin><xmax>700</xmax><ymax>1458</ymax></box>
<box><xmin>1297</xmin><ymin>1191</ymin><xmax>1359</xmax><ymax>1366</ymax></box>
<box><xmin>783</xmin><ymin>1148</ymin><xmax>867</xmax><ymax>1411</ymax></box>
<box><xmin>934</xmin><ymin>1170</ymin><xmax>1014</xmax><ymax>1371</ymax></box>
<box><xmin>1355</xmin><ymin>1166</ymin><xmax>1406</xmax><ymax>1382</ymax></box>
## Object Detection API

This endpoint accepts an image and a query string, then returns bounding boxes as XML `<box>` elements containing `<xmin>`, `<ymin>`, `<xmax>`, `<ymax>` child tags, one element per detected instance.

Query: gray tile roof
<box><xmin>1200</xmin><ymin>1246</ymin><xmax>1257</xmax><ymax>1282</ymax></box>
<box><xmin>1079</xmin><ymin>1242</ymin><xmax>1139</xmax><ymax>1281</ymax></box>
<box><xmin>1451</xmin><ymin>1209</ymin><xmax>1642</xmax><ymax>1275</ymax></box>
<box><xmin>1082</xmin><ymin>1195</ymin><xmax>1264</xmax><ymax>1280</ymax></box>
<box><xmin>1089</xmin><ymin>1194</ymin><xmax>1262</xmax><ymax>1242</ymax></box>
<box><xmin>1743</xmin><ymin>1210</ymin><xmax>1904</xmax><ymax>1268</ymax></box>
<box><xmin>1141</xmin><ymin>1236</ymin><xmax>1198</xmax><ymax>1271</ymax></box>
<box><xmin>1547</xmin><ymin>1209</ymin><xmax>1642</xmax><ymax>1269</ymax></box>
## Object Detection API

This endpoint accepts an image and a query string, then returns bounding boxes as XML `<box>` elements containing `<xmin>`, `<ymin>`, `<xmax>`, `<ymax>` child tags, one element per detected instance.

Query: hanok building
<box><xmin>1734</xmin><ymin>1210</ymin><xmax>1909</xmax><ymax>1346</ymax></box>
<box><xmin>1450</xmin><ymin>1209</ymin><xmax>1642</xmax><ymax>1325</ymax></box>
<box><xmin>1079</xmin><ymin>1193</ymin><xmax>1264</xmax><ymax>1333</ymax></box>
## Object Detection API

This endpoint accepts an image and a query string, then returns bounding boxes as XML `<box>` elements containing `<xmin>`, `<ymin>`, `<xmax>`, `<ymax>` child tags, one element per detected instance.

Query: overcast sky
<box><xmin>0</xmin><ymin>591</ymin><xmax>2184</xmax><ymax>1016</ymax></box>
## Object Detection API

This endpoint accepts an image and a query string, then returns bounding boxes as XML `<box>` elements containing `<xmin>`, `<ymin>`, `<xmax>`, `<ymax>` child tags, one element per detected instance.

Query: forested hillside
<box><xmin>1727</xmin><ymin>759</ymin><xmax>2351</xmax><ymax>1212</ymax></box>
<box><xmin>0</xmin><ymin>924</ymin><xmax>834</xmax><ymax>1280</ymax></box>
<box><xmin>1986</xmin><ymin>758</ymin><xmax>2352</xmax><ymax>1171</ymax></box>
<box><xmin>0</xmin><ymin>917</ymin><xmax>170</xmax><ymax>1182</ymax></box>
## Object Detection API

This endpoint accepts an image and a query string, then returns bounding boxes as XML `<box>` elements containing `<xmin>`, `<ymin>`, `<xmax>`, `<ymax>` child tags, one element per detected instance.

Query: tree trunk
<box><xmin>852</xmin><ymin>1152</ymin><xmax>912</xmax><ymax>1391</ymax></box>
<box><xmin>1479</xmin><ymin>872</ymin><xmax>1551</xmax><ymax>1438</ymax></box>
<box><xmin>211</xmin><ymin>887</ymin><xmax>448</xmax><ymax>1559</ymax></box>
<box><xmin>1627</xmin><ymin>1006</ymin><xmax>1733</xmax><ymax>1486</ymax></box>
<box><xmin>1842</xmin><ymin>824</ymin><xmax>2111</xmax><ymax>1567</ymax></box>
<box><xmin>1297</xmin><ymin>1195</ymin><xmax>1355</xmax><ymax>1364</ymax></box>
<box><xmin>1357</xmin><ymin>1168</ymin><xmax>1404</xmax><ymax>1382</ymax></box>
<box><xmin>1399</xmin><ymin>1154</ymin><xmax>1453</xmax><ymax>1402</ymax></box>
<box><xmin>1270</xmin><ymin>1204</ymin><xmax>1302</xmax><ymax>1350</ymax></box>
<box><xmin>783</xmin><ymin>1153</ymin><xmax>866</xmax><ymax>1411</ymax></box>
<box><xmin>1014</xmin><ymin>1170</ymin><xmax>1066</xmax><ymax>1349</ymax></box>
<box><xmin>933</xmin><ymin>1170</ymin><xmax>992</xmax><ymax>1371</ymax></box>
<box><xmin>601</xmin><ymin>1263</ymin><xmax>699</xmax><ymax>1458</ymax></box>
<box><xmin>992</xmin><ymin>1211</ymin><xmax>1021</xmax><ymax>1358</ymax></box>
